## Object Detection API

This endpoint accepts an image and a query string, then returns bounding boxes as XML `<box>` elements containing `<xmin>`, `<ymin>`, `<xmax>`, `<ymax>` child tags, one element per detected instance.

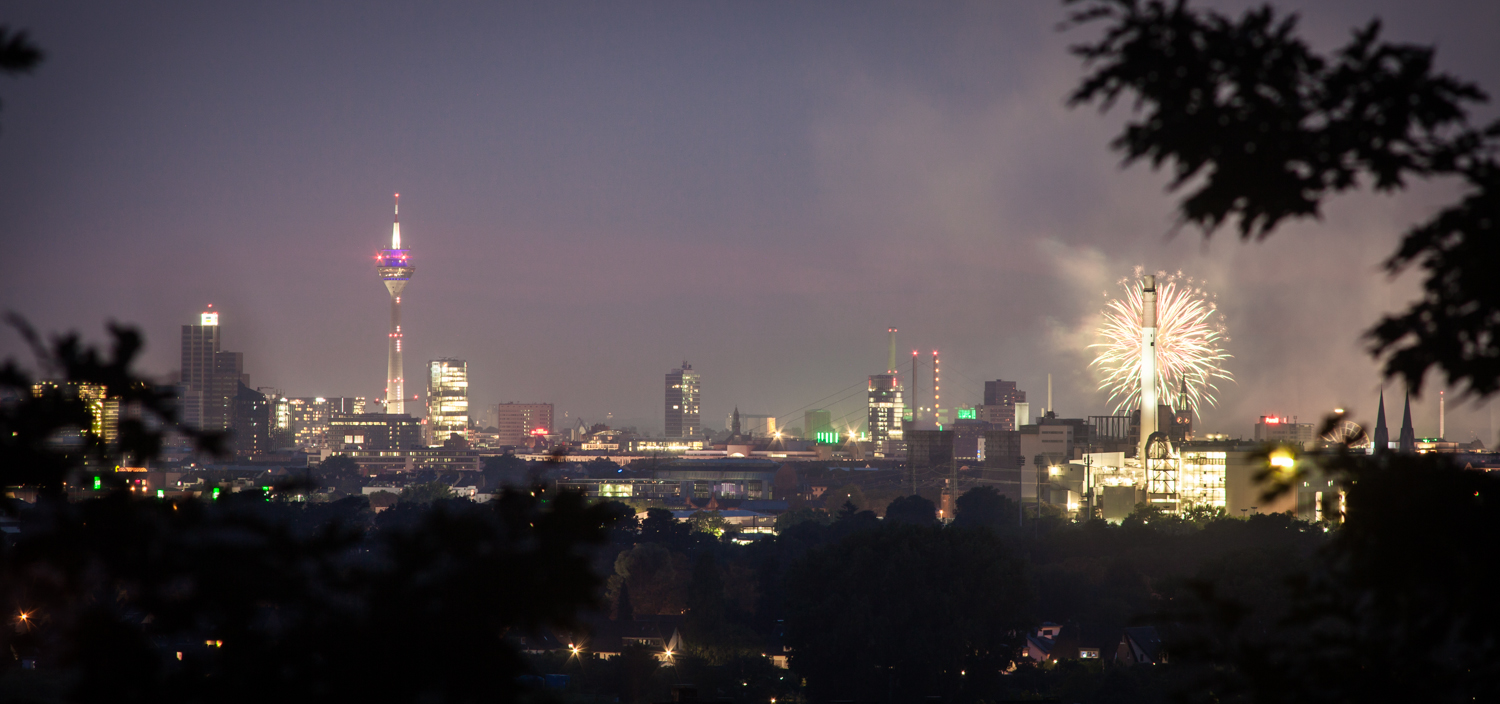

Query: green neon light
<box><xmin>957</xmin><ymin>409</ymin><xmax>976</xmax><ymax>420</ymax></box>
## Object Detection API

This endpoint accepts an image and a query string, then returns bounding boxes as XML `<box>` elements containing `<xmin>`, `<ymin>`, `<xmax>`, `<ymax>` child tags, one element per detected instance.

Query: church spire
<box><xmin>1399</xmin><ymin>390</ymin><xmax>1417</xmax><ymax>453</ymax></box>
<box><xmin>1372</xmin><ymin>389</ymin><xmax>1389</xmax><ymax>453</ymax></box>
<box><xmin>731</xmin><ymin>406</ymin><xmax>741</xmax><ymax>436</ymax></box>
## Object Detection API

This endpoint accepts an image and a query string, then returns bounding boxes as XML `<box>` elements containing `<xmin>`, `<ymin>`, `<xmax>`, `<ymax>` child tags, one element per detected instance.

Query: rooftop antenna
<box><xmin>887</xmin><ymin>328</ymin><xmax>898</xmax><ymax>374</ymax></box>
<box><xmin>392</xmin><ymin>193</ymin><xmax>401</xmax><ymax>249</ymax></box>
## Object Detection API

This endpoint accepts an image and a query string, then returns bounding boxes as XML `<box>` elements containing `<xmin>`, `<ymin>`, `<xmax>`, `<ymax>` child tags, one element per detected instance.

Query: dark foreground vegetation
<box><xmin>3</xmin><ymin>324</ymin><xmax>1498</xmax><ymax>704</ymax></box>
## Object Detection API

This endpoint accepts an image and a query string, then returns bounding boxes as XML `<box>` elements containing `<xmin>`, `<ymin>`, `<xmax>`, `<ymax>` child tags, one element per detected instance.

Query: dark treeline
<box><xmin>4</xmin><ymin>330</ymin><xmax>1498</xmax><ymax>704</ymax></box>
<box><xmin>550</xmin><ymin>490</ymin><xmax>1327</xmax><ymax>704</ymax></box>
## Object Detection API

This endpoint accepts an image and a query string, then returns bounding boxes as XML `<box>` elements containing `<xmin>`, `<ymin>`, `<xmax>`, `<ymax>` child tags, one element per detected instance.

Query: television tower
<box><xmin>376</xmin><ymin>194</ymin><xmax>415</xmax><ymax>414</ymax></box>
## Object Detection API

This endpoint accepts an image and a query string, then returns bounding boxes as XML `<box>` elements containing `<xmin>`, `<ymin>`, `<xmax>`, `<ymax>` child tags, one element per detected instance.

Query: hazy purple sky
<box><xmin>4</xmin><ymin>1</ymin><xmax>1499</xmax><ymax>440</ymax></box>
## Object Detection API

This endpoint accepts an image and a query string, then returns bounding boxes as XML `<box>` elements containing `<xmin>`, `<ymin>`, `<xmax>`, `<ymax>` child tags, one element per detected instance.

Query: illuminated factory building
<box><xmin>376</xmin><ymin>194</ymin><xmax>415</xmax><ymax>414</ymax></box>
<box><xmin>426</xmin><ymin>358</ymin><xmax>469</xmax><ymax>445</ymax></box>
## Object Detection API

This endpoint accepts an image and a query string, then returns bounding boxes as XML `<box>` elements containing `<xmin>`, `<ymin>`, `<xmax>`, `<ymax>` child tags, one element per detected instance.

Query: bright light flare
<box><xmin>1091</xmin><ymin>271</ymin><xmax>1233</xmax><ymax>416</ymax></box>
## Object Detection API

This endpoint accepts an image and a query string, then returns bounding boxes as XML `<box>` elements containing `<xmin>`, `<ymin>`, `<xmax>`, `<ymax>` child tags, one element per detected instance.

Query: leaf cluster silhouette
<box><xmin>1067</xmin><ymin>0</ymin><xmax>1500</xmax><ymax>396</ymax></box>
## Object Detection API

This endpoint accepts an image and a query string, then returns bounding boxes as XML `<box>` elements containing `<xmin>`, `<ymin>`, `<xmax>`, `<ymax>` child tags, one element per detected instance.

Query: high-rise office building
<box><xmin>979</xmin><ymin>379</ymin><xmax>1025</xmax><ymax>432</ymax></box>
<box><xmin>665</xmin><ymin>362</ymin><xmax>701</xmax><ymax>438</ymax></box>
<box><xmin>376</xmin><ymin>195</ymin><xmax>415</xmax><ymax>414</ymax></box>
<box><xmin>210</xmin><ymin>350</ymin><xmax>244</xmax><ymax>432</ymax></box>
<box><xmin>867</xmin><ymin>373</ymin><xmax>905</xmax><ymax>455</ymax></box>
<box><xmin>231</xmin><ymin>382</ymin><xmax>270</xmax><ymax>456</ymax></box>
<box><xmin>288</xmin><ymin>397</ymin><xmax>366</xmax><ymax>449</ymax></box>
<box><xmin>426</xmin><ymin>358</ymin><xmax>469</xmax><ymax>445</ymax></box>
<box><xmin>257</xmin><ymin>388</ymin><xmax>292</xmax><ymax>450</ymax></box>
<box><xmin>32</xmin><ymin>381</ymin><xmax>120</xmax><ymax>446</ymax></box>
<box><xmin>180</xmin><ymin>308</ymin><xmax>221</xmax><ymax>429</ymax></box>
<box><xmin>330</xmin><ymin>413</ymin><xmax>422</xmax><ymax>452</ymax></box>
<box><xmin>1254</xmin><ymin>416</ymin><xmax>1315</xmax><ymax>448</ymax></box>
<box><xmin>805</xmin><ymin>409</ymin><xmax>833</xmax><ymax>442</ymax></box>
<box><xmin>496</xmin><ymin>403</ymin><xmax>553</xmax><ymax>446</ymax></box>
<box><xmin>180</xmin><ymin>307</ymin><xmax>245</xmax><ymax>433</ymax></box>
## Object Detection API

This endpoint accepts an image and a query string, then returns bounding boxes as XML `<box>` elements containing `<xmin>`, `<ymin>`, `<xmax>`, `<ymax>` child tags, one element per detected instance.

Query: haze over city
<box><xmin>4</xmin><ymin>0</ymin><xmax>1499</xmax><ymax>440</ymax></box>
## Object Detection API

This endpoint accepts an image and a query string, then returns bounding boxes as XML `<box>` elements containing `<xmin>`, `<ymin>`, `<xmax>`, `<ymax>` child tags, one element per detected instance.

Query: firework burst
<box><xmin>1091</xmin><ymin>270</ymin><xmax>1233</xmax><ymax>416</ymax></box>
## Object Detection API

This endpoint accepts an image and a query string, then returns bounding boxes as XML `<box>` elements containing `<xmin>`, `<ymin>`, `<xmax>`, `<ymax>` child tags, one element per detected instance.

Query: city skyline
<box><xmin>4</xmin><ymin>1</ymin><xmax>1500</xmax><ymax>441</ymax></box>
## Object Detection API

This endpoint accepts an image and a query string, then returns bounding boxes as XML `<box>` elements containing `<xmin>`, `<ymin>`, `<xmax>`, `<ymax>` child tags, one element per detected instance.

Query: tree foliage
<box><xmin>687</xmin><ymin>509</ymin><xmax>726</xmax><ymax>536</ymax></box>
<box><xmin>952</xmin><ymin>485</ymin><xmax>1020</xmax><ymax>533</ymax></box>
<box><xmin>784</xmin><ymin>523</ymin><xmax>1030</xmax><ymax>703</ymax></box>
<box><xmin>0</xmin><ymin>319</ymin><xmax>222</xmax><ymax>497</ymax></box>
<box><xmin>609</xmin><ymin>542</ymin><xmax>690</xmax><ymax>616</ymax></box>
<box><xmin>0</xmin><ymin>323</ymin><xmax>619</xmax><ymax>703</ymax></box>
<box><xmin>397</xmin><ymin>480</ymin><xmax>455</xmax><ymax>505</ymax></box>
<box><xmin>1067</xmin><ymin>0</ymin><xmax>1500</xmax><ymax>396</ymax></box>
<box><xmin>311</xmin><ymin>455</ymin><xmax>364</xmax><ymax>496</ymax></box>
<box><xmin>0</xmin><ymin>24</ymin><xmax>43</xmax><ymax>131</ymax></box>
<box><xmin>882</xmin><ymin>494</ymin><xmax>938</xmax><ymax>526</ymax></box>
<box><xmin>823</xmin><ymin>484</ymin><xmax>866</xmax><ymax>512</ymax></box>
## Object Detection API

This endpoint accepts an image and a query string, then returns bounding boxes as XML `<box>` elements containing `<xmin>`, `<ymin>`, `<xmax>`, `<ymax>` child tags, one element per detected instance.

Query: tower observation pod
<box><xmin>377</xmin><ymin>194</ymin><xmax>415</xmax><ymax>414</ymax></box>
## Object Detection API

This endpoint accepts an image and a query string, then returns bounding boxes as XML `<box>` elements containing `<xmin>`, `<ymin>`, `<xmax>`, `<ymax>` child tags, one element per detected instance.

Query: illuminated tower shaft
<box><xmin>377</xmin><ymin>195</ymin><xmax>415</xmax><ymax>414</ymax></box>
<box><xmin>1140</xmin><ymin>275</ymin><xmax>1158</xmax><ymax>459</ymax></box>
<box><xmin>932</xmin><ymin>350</ymin><xmax>941</xmax><ymax>427</ymax></box>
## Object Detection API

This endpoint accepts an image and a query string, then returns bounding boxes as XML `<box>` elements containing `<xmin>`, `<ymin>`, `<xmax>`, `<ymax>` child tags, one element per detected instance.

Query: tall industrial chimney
<box><xmin>911</xmin><ymin>350</ymin><xmax>920</xmax><ymax>427</ymax></box>
<box><xmin>1440</xmin><ymin>390</ymin><xmax>1445</xmax><ymax>439</ymax></box>
<box><xmin>1140</xmin><ymin>275</ymin><xmax>1158</xmax><ymax>460</ymax></box>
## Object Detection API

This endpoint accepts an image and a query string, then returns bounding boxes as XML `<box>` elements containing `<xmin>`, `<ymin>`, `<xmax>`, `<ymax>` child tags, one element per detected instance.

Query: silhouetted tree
<box><xmin>0</xmin><ymin>25</ymin><xmax>42</xmax><ymax>131</ymax></box>
<box><xmin>311</xmin><ymin>455</ymin><xmax>364</xmax><ymax>496</ymax></box>
<box><xmin>639</xmin><ymin>507</ymin><xmax>689</xmax><ymax>546</ymax></box>
<box><xmin>774</xmin><ymin>507</ymin><xmax>831</xmax><ymax>533</ymax></box>
<box><xmin>1160</xmin><ymin>451</ymin><xmax>1500</xmax><ymax>704</ymax></box>
<box><xmin>687</xmin><ymin>509</ymin><xmax>726</xmax><ymax>536</ymax></box>
<box><xmin>0</xmin><ymin>322</ymin><xmax>619</xmax><ymax>703</ymax></box>
<box><xmin>397</xmin><ymin>480</ymin><xmax>454</xmax><ymax>505</ymax></box>
<box><xmin>883</xmin><ymin>494</ymin><xmax>938</xmax><ymax>526</ymax></box>
<box><xmin>952</xmin><ymin>486</ymin><xmax>1019</xmax><ymax>532</ymax></box>
<box><xmin>1067</xmin><ymin>0</ymin><xmax>1500</xmax><ymax>396</ymax></box>
<box><xmin>823</xmin><ymin>484</ymin><xmax>867</xmax><ymax>512</ymax></box>
<box><xmin>609</xmin><ymin>542</ymin><xmax>689</xmax><ymax>616</ymax></box>
<box><xmin>615</xmin><ymin>581</ymin><xmax>635</xmax><ymax>622</ymax></box>
<box><xmin>784</xmin><ymin>523</ymin><xmax>1030</xmax><ymax>703</ymax></box>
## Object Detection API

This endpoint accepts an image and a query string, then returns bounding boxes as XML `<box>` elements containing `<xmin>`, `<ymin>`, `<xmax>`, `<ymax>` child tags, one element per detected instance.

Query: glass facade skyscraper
<box><xmin>426</xmin><ymin>358</ymin><xmax>469</xmax><ymax>445</ymax></box>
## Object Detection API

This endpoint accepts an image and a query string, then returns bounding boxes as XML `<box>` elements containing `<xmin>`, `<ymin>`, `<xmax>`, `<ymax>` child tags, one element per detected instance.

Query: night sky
<box><xmin>4</xmin><ymin>1</ymin><xmax>1499</xmax><ymax>440</ymax></box>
